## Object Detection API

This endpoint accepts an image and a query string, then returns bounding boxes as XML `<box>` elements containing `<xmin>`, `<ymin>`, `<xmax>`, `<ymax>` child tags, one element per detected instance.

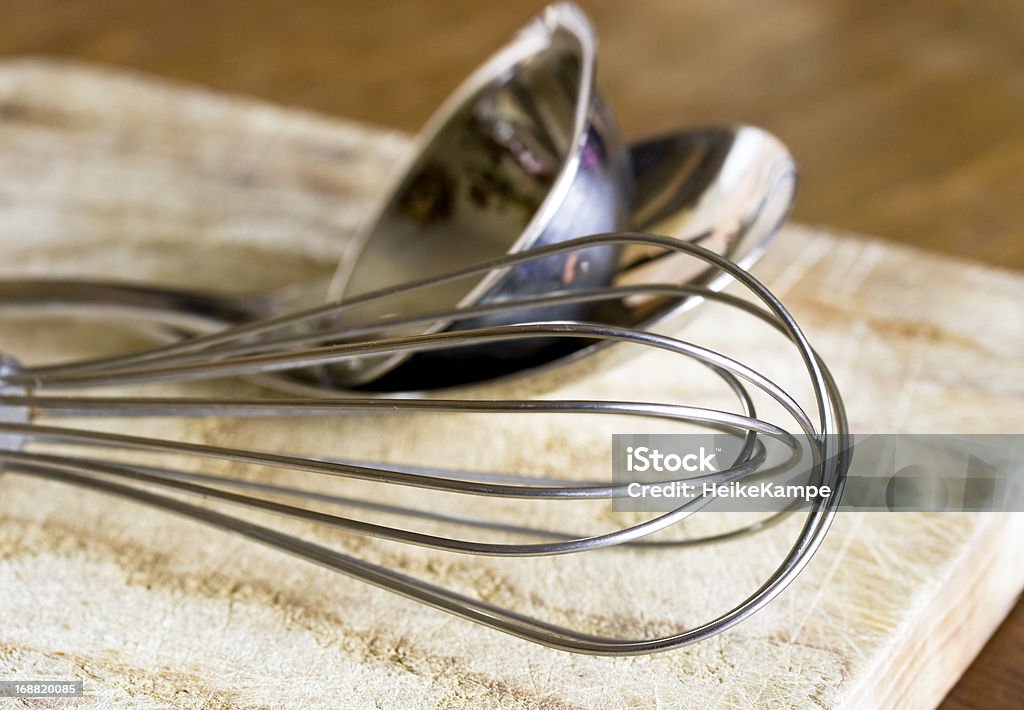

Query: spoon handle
<box><xmin>0</xmin><ymin>280</ymin><xmax>260</xmax><ymax>333</ymax></box>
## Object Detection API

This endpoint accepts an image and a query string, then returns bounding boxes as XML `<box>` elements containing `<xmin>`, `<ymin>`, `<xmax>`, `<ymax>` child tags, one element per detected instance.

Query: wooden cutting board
<box><xmin>0</xmin><ymin>59</ymin><xmax>1021</xmax><ymax>709</ymax></box>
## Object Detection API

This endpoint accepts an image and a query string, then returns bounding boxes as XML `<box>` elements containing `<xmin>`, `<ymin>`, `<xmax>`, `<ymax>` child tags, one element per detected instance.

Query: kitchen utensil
<box><xmin>0</xmin><ymin>125</ymin><xmax>795</xmax><ymax>393</ymax></box>
<box><xmin>0</xmin><ymin>233</ymin><xmax>849</xmax><ymax>655</ymax></box>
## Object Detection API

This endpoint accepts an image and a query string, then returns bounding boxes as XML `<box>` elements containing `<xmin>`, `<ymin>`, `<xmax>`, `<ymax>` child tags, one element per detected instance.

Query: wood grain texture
<box><xmin>0</xmin><ymin>60</ymin><xmax>1021</xmax><ymax>709</ymax></box>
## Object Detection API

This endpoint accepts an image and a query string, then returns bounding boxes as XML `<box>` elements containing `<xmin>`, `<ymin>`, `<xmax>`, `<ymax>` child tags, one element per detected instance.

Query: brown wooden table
<box><xmin>2</xmin><ymin>1</ymin><xmax>1021</xmax><ymax>706</ymax></box>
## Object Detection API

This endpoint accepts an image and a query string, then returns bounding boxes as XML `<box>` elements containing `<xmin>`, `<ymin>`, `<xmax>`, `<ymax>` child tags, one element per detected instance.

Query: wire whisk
<box><xmin>0</xmin><ymin>232</ymin><xmax>849</xmax><ymax>655</ymax></box>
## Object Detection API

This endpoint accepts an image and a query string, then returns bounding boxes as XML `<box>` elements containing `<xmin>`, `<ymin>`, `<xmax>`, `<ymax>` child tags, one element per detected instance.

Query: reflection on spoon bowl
<box><xmin>354</xmin><ymin>125</ymin><xmax>797</xmax><ymax>392</ymax></box>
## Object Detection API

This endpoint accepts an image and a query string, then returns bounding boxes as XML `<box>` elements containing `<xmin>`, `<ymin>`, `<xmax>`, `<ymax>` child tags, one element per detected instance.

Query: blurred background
<box><xmin>1</xmin><ymin>1</ymin><xmax>1020</xmax><ymax>706</ymax></box>
<box><xmin>3</xmin><ymin>0</ymin><xmax>1022</xmax><ymax>271</ymax></box>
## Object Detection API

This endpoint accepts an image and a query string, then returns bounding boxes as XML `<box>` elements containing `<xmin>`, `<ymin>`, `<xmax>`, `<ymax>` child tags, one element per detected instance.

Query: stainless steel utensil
<box><xmin>331</xmin><ymin>2</ymin><xmax>632</xmax><ymax>384</ymax></box>
<box><xmin>0</xmin><ymin>232</ymin><xmax>849</xmax><ymax>655</ymax></box>
<box><xmin>0</xmin><ymin>125</ymin><xmax>795</xmax><ymax>393</ymax></box>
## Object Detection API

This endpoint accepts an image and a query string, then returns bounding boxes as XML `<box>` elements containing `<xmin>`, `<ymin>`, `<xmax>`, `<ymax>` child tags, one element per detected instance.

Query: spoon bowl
<box><xmin>353</xmin><ymin>124</ymin><xmax>797</xmax><ymax>391</ymax></box>
<box><xmin>324</xmin><ymin>2</ymin><xmax>633</xmax><ymax>385</ymax></box>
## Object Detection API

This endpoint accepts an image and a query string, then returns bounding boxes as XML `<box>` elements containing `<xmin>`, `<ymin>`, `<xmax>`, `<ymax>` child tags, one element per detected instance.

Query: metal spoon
<box><xmin>0</xmin><ymin>125</ymin><xmax>796</xmax><ymax>393</ymax></box>
<box><xmin>329</xmin><ymin>3</ymin><xmax>632</xmax><ymax>384</ymax></box>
